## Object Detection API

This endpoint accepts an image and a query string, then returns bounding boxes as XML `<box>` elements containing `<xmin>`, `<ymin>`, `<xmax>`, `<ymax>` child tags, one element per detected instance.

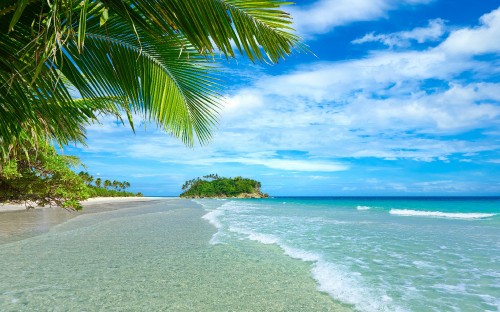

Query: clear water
<box><xmin>0</xmin><ymin>199</ymin><xmax>349</xmax><ymax>311</ymax></box>
<box><xmin>198</xmin><ymin>197</ymin><xmax>500</xmax><ymax>312</ymax></box>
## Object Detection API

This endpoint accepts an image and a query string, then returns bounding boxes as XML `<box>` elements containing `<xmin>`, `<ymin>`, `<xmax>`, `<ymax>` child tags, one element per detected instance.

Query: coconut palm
<box><xmin>1</xmin><ymin>0</ymin><xmax>302</xmax><ymax>159</ymax></box>
<box><xmin>103</xmin><ymin>179</ymin><xmax>112</xmax><ymax>189</ymax></box>
<box><xmin>122</xmin><ymin>181</ymin><xmax>130</xmax><ymax>190</ymax></box>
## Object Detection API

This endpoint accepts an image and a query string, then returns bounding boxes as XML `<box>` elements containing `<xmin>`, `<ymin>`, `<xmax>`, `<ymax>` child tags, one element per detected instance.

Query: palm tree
<box><xmin>103</xmin><ymin>179</ymin><xmax>112</xmax><ymax>190</ymax></box>
<box><xmin>111</xmin><ymin>180</ymin><xmax>120</xmax><ymax>191</ymax></box>
<box><xmin>78</xmin><ymin>171</ymin><xmax>94</xmax><ymax>186</ymax></box>
<box><xmin>122</xmin><ymin>181</ymin><xmax>130</xmax><ymax>190</ymax></box>
<box><xmin>95</xmin><ymin>178</ymin><xmax>102</xmax><ymax>188</ymax></box>
<box><xmin>1</xmin><ymin>0</ymin><xmax>302</xmax><ymax>159</ymax></box>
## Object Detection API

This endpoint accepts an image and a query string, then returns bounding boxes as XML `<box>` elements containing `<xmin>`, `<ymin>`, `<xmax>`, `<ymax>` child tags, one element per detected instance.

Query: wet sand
<box><xmin>0</xmin><ymin>197</ymin><xmax>164</xmax><ymax>244</ymax></box>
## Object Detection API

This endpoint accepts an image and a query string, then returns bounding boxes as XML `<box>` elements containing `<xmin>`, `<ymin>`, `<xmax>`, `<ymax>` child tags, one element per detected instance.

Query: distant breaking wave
<box><xmin>389</xmin><ymin>209</ymin><xmax>496</xmax><ymax>219</ymax></box>
<box><xmin>356</xmin><ymin>206</ymin><xmax>371</xmax><ymax>211</ymax></box>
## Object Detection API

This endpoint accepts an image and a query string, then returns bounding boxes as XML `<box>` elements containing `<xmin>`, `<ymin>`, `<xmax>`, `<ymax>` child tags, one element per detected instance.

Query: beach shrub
<box><xmin>0</xmin><ymin>143</ymin><xmax>89</xmax><ymax>210</ymax></box>
<box><xmin>0</xmin><ymin>145</ymin><xmax>142</xmax><ymax>209</ymax></box>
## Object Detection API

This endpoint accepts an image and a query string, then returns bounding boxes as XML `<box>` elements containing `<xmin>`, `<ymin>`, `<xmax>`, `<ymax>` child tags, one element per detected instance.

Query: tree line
<box><xmin>78</xmin><ymin>172</ymin><xmax>131</xmax><ymax>192</ymax></box>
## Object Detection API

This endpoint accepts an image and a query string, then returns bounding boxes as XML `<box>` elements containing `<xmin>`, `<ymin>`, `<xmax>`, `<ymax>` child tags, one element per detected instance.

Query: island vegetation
<box><xmin>180</xmin><ymin>174</ymin><xmax>269</xmax><ymax>198</ymax></box>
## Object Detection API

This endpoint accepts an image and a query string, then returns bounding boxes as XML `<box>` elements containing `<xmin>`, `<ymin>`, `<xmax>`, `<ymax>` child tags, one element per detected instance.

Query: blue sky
<box><xmin>67</xmin><ymin>0</ymin><xmax>500</xmax><ymax>196</ymax></box>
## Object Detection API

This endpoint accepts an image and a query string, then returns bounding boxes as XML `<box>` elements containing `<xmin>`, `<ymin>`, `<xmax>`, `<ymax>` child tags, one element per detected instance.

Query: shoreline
<box><xmin>0</xmin><ymin>196</ymin><xmax>163</xmax><ymax>213</ymax></box>
<box><xmin>0</xmin><ymin>197</ymin><xmax>167</xmax><ymax>244</ymax></box>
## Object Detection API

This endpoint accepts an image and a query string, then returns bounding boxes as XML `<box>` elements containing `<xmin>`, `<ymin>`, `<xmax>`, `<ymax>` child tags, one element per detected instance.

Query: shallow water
<box><xmin>0</xmin><ymin>199</ymin><xmax>349</xmax><ymax>311</ymax></box>
<box><xmin>198</xmin><ymin>197</ymin><xmax>500</xmax><ymax>312</ymax></box>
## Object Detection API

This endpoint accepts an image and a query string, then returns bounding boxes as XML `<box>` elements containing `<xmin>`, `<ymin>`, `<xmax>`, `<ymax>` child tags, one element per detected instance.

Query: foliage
<box><xmin>0</xmin><ymin>141</ymin><xmax>141</xmax><ymax>210</ymax></box>
<box><xmin>180</xmin><ymin>174</ymin><xmax>265</xmax><ymax>198</ymax></box>
<box><xmin>78</xmin><ymin>171</ymin><xmax>140</xmax><ymax>197</ymax></box>
<box><xmin>86</xmin><ymin>187</ymin><xmax>139</xmax><ymax>198</ymax></box>
<box><xmin>1</xmin><ymin>0</ymin><xmax>303</xmax><ymax>159</ymax></box>
<box><xmin>0</xmin><ymin>142</ymin><xmax>89</xmax><ymax>210</ymax></box>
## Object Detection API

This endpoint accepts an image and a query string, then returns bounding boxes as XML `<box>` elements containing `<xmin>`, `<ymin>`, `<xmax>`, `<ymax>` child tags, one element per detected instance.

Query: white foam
<box><xmin>357</xmin><ymin>206</ymin><xmax>371</xmax><ymax>211</ymax></box>
<box><xmin>389</xmin><ymin>209</ymin><xmax>496</xmax><ymax>219</ymax></box>
<box><xmin>247</xmin><ymin>232</ymin><xmax>279</xmax><ymax>245</ymax></box>
<box><xmin>228</xmin><ymin>225</ymin><xmax>407</xmax><ymax>311</ymax></box>
<box><xmin>201</xmin><ymin>210</ymin><xmax>224</xmax><ymax>230</ymax></box>
<box><xmin>282</xmin><ymin>245</ymin><xmax>321</xmax><ymax>262</ymax></box>
<box><xmin>312</xmin><ymin>261</ymin><xmax>408</xmax><ymax>312</ymax></box>
<box><xmin>228</xmin><ymin>226</ymin><xmax>279</xmax><ymax>245</ymax></box>
<box><xmin>200</xmin><ymin>202</ymin><xmax>239</xmax><ymax>245</ymax></box>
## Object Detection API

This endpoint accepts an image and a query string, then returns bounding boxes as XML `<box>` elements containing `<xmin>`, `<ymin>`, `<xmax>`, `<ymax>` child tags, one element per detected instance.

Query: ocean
<box><xmin>0</xmin><ymin>197</ymin><xmax>498</xmax><ymax>311</ymax></box>
<box><xmin>199</xmin><ymin>197</ymin><xmax>500</xmax><ymax>312</ymax></box>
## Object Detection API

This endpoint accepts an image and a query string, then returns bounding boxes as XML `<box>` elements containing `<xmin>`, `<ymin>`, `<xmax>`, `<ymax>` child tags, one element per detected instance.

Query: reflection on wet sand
<box><xmin>0</xmin><ymin>198</ymin><xmax>162</xmax><ymax>244</ymax></box>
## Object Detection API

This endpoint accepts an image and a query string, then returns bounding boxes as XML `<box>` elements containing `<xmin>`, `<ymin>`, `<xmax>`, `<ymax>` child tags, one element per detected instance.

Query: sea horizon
<box><xmin>151</xmin><ymin>195</ymin><xmax>500</xmax><ymax>199</ymax></box>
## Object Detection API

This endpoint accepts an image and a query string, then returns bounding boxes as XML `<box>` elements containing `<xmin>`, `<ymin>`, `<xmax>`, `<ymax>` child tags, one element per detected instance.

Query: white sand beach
<box><xmin>0</xmin><ymin>196</ymin><xmax>162</xmax><ymax>212</ymax></box>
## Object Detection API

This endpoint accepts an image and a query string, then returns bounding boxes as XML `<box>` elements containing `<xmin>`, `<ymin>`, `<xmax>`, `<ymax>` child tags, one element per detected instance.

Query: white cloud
<box><xmin>439</xmin><ymin>7</ymin><xmax>500</xmax><ymax>55</ymax></box>
<box><xmin>288</xmin><ymin>0</ymin><xmax>434</xmax><ymax>37</ymax></box>
<box><xmin>233</xmin><ymin>158</ymin><xmax>348</xmax><ymax>172</ymax></box>
<box><xmin>202</xmin><ymin>8</ymin><xmax>500</xmax><ymax>162</ymax></box>
<box><xmin>352</xmin><ymin>18</ymin><xmax>446</xmax><ymax>47</ymax></box>
<box><xmin>344</xmin><ymin>83</ymin><xmax>500</xmax><ymax>133</ymax></box>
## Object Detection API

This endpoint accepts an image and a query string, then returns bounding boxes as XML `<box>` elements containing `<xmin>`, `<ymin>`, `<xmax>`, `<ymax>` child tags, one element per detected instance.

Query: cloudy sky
<box><xmin>68</xmin><ymin>0</ymin><xmax>500</xmax><ymax>196</ymax></box>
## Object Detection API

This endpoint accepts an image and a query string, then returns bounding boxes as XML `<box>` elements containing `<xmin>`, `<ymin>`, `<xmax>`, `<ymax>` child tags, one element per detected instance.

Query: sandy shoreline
<box><xmin>0</xmin><ymin>196</ymin><xmax>164</xmax><ymax>213</ymax></box>
<box><xmin>0</xmin><ymin>197</ymin><xmax>169</xmax><ymax>244</ymax></box>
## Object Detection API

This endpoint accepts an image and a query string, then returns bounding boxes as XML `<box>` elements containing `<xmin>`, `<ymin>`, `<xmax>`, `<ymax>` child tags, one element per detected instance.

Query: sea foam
<box><xmin>227</xmin><ymin>225</ymin><xmax>407</xmax><ymax>312</ymax></box>
<box><xmin>201</xmin><ymin>209</ymin><xmax>224</xmax><ymax>229</ymax></box>
<box><xmin>201</xmin><ymin>209</ymin><xmax>226</xmax><ymax>245</ymax></box>
<box><xmin>357</xmin><ymin>206</ymin><xmax>371</xmax><ymax>211</ymax></box>
<box><xmin>389</xmin><ymin>209</ymin><xmax>496</xmax><ymax>219</ymax></box>
<box><xmin>312</xmin><ymin>261</ymin><xmax>408</xmax><ymax>312</ymax></box>
<box><xmin>200</xmin><ymin>201</ymin><xmax>239</xmax><ymax>244</ymax></box>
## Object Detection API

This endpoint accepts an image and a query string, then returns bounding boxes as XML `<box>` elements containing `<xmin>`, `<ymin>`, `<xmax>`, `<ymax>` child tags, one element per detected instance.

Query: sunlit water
<box><xmin>198</xmin><ymin>197</ymin><xmax>500</xmax><ymax>312</ymax></box>
<box><xmin>0</xmin><ymin>199</ymin><xmax>348</xmax><ymax>311</ymax></box>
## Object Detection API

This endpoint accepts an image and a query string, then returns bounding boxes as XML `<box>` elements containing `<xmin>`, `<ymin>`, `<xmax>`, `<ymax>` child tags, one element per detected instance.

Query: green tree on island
<box><xmin>0</xmin><ymin>0</ymin><xmax>301</xmax><ymax>208</ymax></box>
<box><xmin>180</xmin><ymin>175</ymin><xmax>268</xmax><ymax>198</ymax></box>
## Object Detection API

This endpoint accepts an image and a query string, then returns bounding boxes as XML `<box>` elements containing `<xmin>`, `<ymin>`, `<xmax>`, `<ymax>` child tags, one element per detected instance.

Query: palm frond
<box><xmin>1</xmin><ymin>0</ymin><xmax>303</xmax><ymax>158</ymax></box>
<box><xmin>106</xmin><ymin>0</ymin><xmax>303</xmax><ymax>62</ymax></box>
<box><xmin>58</xmin><ymin>16</ymin><xmax>222</xmax><ymax>145</ymax></box>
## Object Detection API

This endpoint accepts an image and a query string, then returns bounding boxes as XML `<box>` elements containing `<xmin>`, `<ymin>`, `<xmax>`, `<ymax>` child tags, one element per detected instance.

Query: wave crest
<box><xmin>389</xmin><ymin>209</ymin><xmax>496</xmax><ymax>219</ymax></box>
<box><xmin>356</xmin><ymin>206</ymin><xmax>371</xmax><ymax>211</ymax></box>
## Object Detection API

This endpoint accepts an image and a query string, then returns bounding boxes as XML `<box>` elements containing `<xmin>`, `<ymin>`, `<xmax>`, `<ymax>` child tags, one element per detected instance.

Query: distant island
<box><xmin>180</xmin><ymin>174</ymin><xmax>269</xmax><ymax>198</ymax></box>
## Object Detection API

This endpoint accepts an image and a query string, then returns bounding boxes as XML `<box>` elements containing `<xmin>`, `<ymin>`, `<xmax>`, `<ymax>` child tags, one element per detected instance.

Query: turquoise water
<box><xmin>198</xmin><ymin>197</ymin><xmax>500</xmax><ymax>312</ymax></box>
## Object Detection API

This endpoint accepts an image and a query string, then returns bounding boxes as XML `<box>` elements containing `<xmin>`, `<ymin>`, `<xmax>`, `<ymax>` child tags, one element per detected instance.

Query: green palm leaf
<box><xmin>1</xmin><ymin>0</ymin><xmax>303</xmax><ymax>159</ymax></box>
